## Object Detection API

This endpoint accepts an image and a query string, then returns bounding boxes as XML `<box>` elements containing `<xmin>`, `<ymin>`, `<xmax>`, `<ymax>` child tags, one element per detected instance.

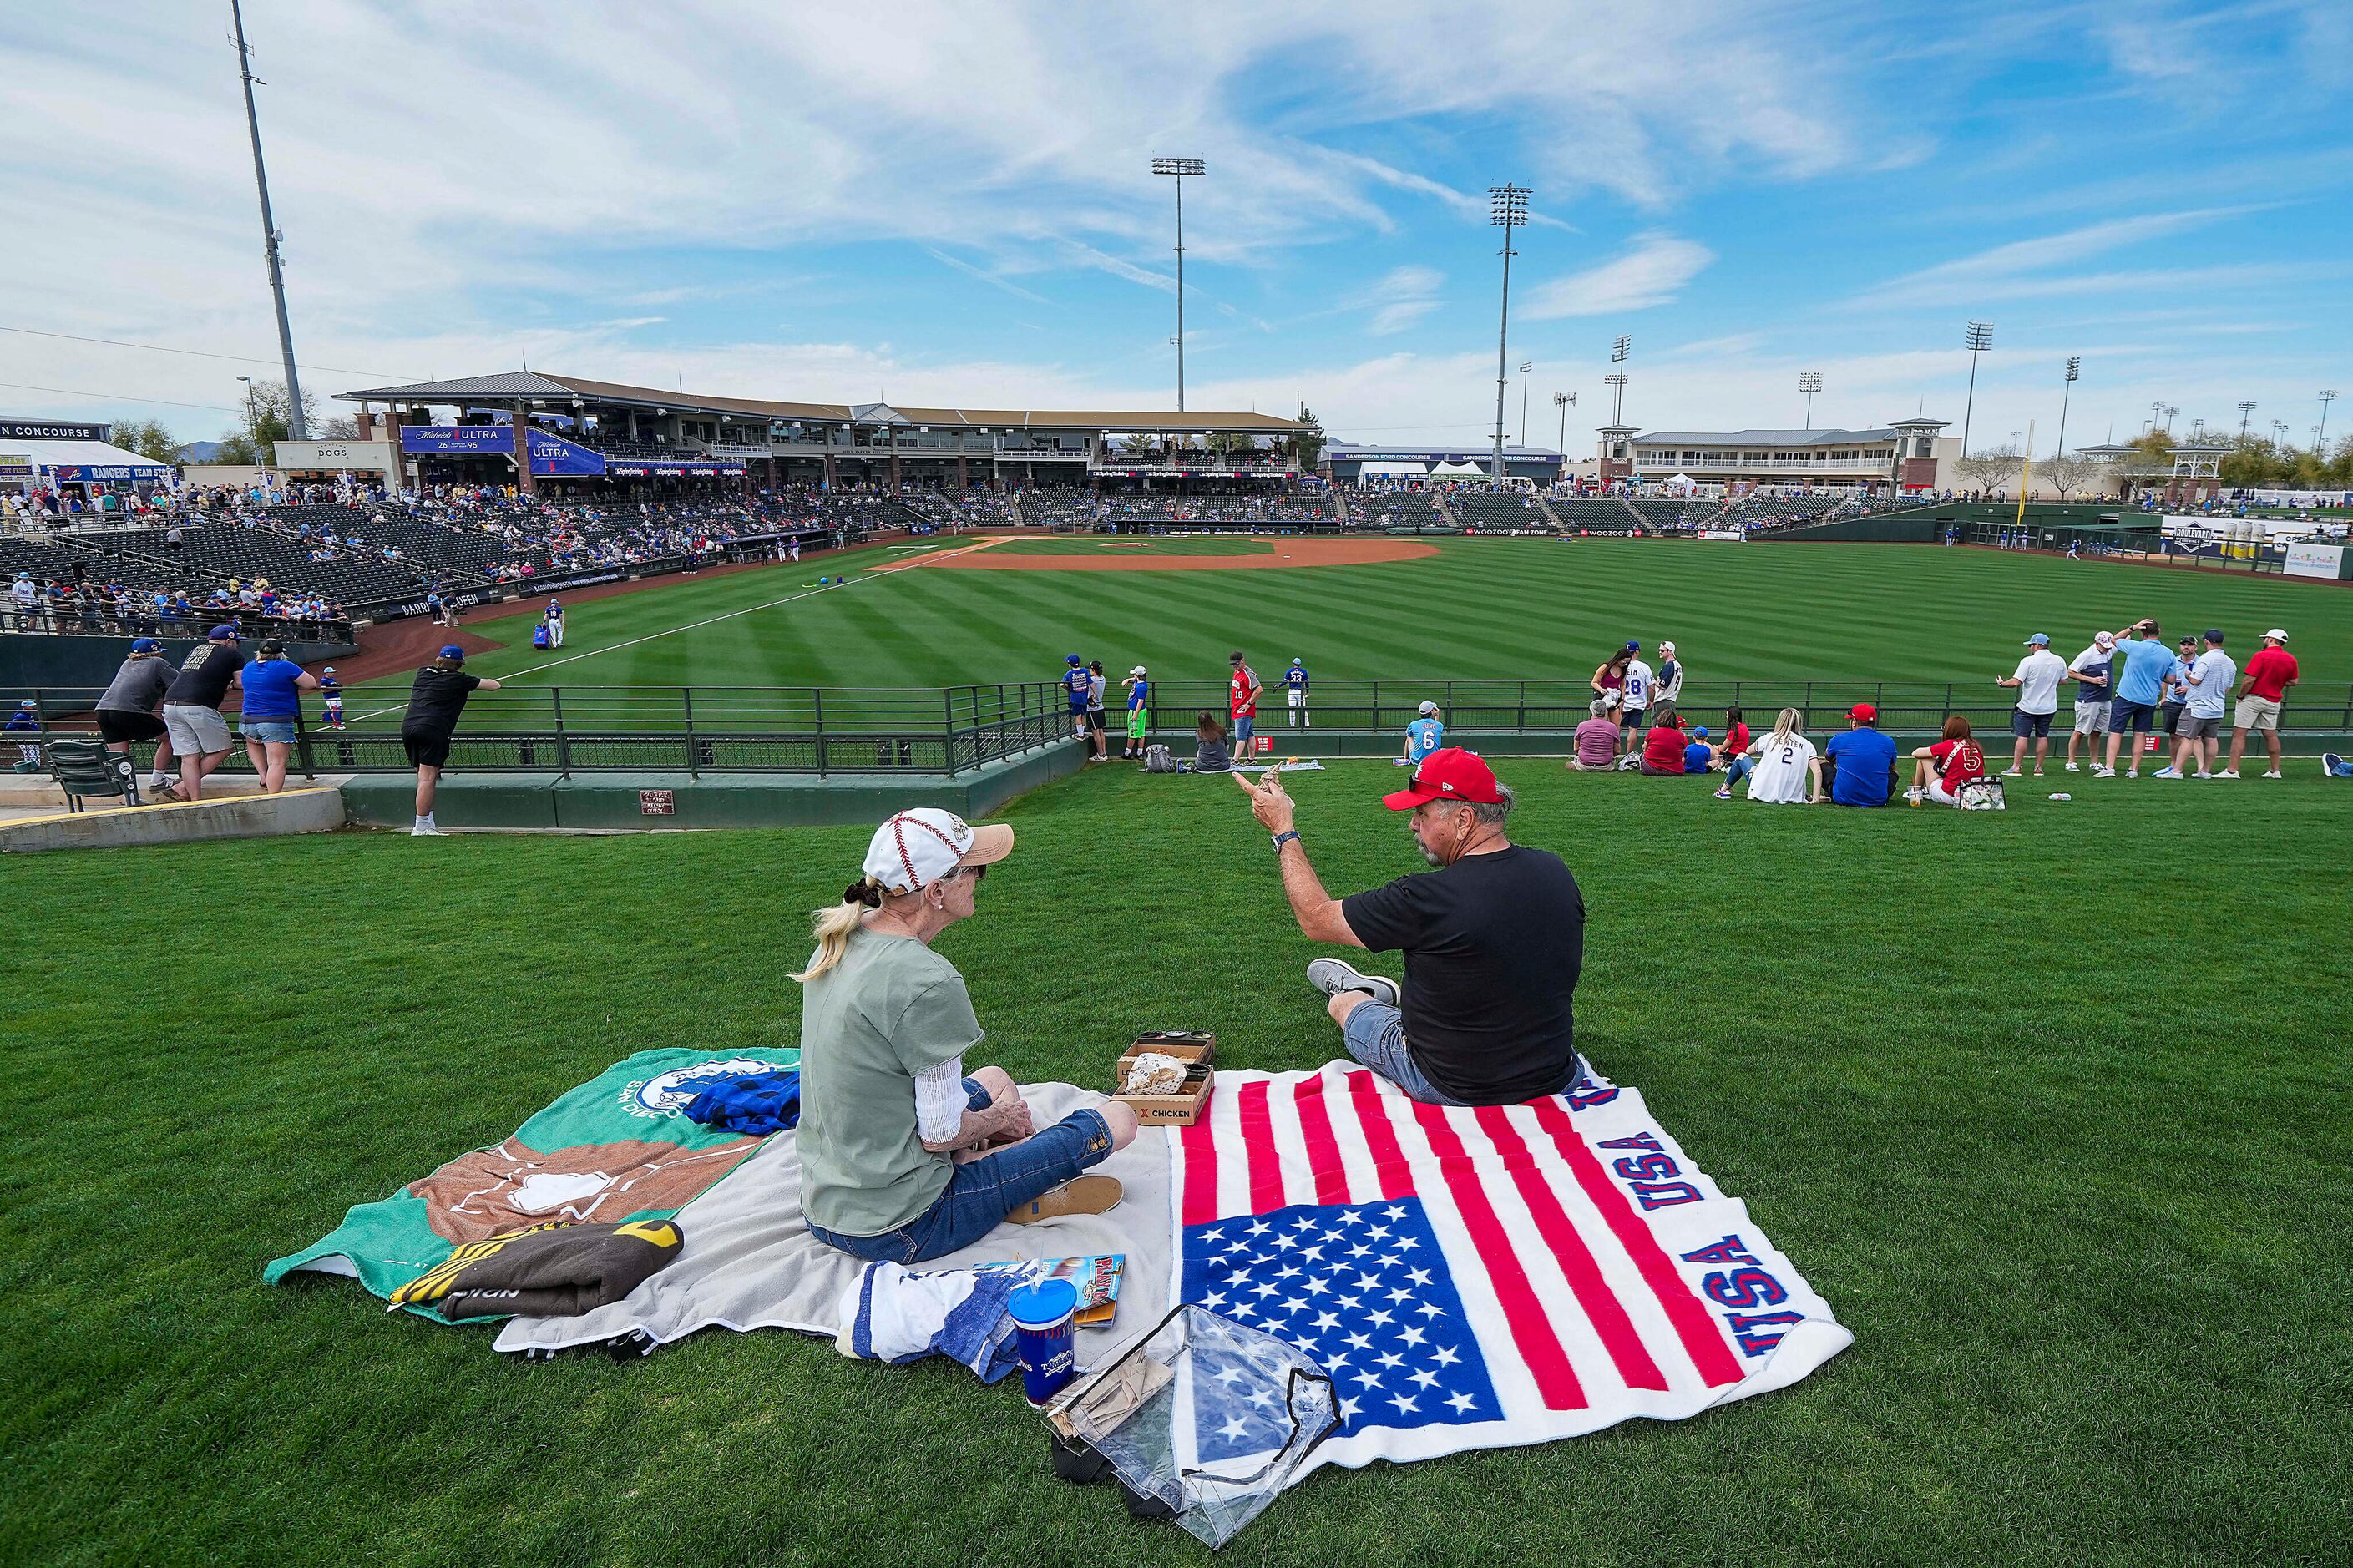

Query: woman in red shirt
<box><xmin>1639</xmin><ymin>704</ymin><xmax>1688</xmax><ymax>776</ymax></box>
<box><xmin>1909</xmin><ymin>716</ymin><xmax>1987</xmax><ymax>806</ymax></box>
<box><xmin>1713</xmin><ymin>706</ymin><xmax>1751</xmax><ymax>771</ymax></box>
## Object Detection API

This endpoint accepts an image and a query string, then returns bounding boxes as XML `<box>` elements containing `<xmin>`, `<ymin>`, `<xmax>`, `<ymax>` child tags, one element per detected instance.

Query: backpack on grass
<box><xmin>1143</xmin><ymin>744</ymin><xmax>1176</xmax><ymax>773</ymax></box>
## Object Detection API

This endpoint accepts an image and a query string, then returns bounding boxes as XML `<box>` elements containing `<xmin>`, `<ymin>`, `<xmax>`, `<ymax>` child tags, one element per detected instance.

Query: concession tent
<box><xmin>1360</xmin><ymin>461</ymin><xmax>1430</xmax><ymax>477</ymax></box>
<box><xmin>1430</xmin><ymin>460</ymin><xmax>1487</xmax><ymax>478</ymax></box>
<box><xmin>5</xmin><ymin>435</ymin><xmax>177</xmax><ymax>497</ymax></box>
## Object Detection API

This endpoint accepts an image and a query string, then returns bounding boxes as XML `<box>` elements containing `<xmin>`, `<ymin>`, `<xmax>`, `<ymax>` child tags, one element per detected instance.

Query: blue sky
<box><xmin>4</xmin><ymin>1</ymin><xmax>2349</xmax><ymax>455</ymax></box>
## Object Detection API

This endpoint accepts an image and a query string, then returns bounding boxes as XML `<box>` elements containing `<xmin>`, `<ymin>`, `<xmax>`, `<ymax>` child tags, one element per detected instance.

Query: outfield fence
<box><xmin>8</xmin><ymin>677</ymin><xmax>2347</xmax><ymax>780</ymax></box>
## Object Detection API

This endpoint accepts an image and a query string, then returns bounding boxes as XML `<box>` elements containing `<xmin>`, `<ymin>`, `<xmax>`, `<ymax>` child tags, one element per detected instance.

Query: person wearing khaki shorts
<box><xmin>2223</xmin><ymin>628</ymin><xmax>2298</xmax><ymax>779</ymax></box>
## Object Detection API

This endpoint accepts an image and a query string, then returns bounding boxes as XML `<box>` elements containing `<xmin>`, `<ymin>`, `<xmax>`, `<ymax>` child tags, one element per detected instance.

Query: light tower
<box><xmin>1518</xmin><ymin>361</ymin><xmax>1534</xmax><ymax>448</ymax></box>
<box><xmin>2055</xmin><ymin>357</ymin><xmax>2081</xmax><ymax>471</ymax></box>
<box><xmin>1607</xmin><ymin>334</ymin><xmax>1631</xmax><ymax>424</ymax></box>
<box><xmin>1799</xmin><ymin>372</ymin><xmax>1822</xmax><ymax>430</ymax></box>
<box><xmin>1958</xmin><ymin>321</ymin><xmax>1992</xmax><ymax>457</ymax></box>
<box><xmin>1488</xmin><ymin>185</ymin><xmax>1529</xmax><ymax>484</ymax></box>
<box><xmin>2322</xmin><ymin>390</ymin><xmax>2340</xmax><ymax>450</ymax></box>
<box><xmin>230</xmin><ymin>0</ymin><xmax>306</xmax><ymax>439</ymax></box>
<box><xmin>1150</xmin><ymin>157</ymin><xmax>1206</xmax><ymax>412</ymax></box>
<box><xmin>1553</xmin><ymin>389</ymin><xmax>1575</xmax><ymax>457</ymax></box>
<box><xmin>2238</xmin><ymin>400</ymin><xmax>2257</xmax><ymax>443</ymax></box>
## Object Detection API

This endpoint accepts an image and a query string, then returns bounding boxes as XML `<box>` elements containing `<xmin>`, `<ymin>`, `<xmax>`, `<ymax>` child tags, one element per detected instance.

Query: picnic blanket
<box><xmin>265</xmin><ymin>1048</ymin><xmax>797</xmax><ymax>1320</ymax></box>
<box><xmin>492</xmin><ymin>1082</ymin><xmax>1174</xmax><ymax>1365</ymax></box>
<box><xmin>1174</xmin><ymin>1064</ymin><xmax>1850</xmax><ymax>1479</ymax></box>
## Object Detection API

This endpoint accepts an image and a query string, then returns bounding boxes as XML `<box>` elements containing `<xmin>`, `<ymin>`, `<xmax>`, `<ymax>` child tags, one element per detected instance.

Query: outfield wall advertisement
<box><xmin>2282</xmin><ymin>541</ymin><xmax>2346</xmax><ymax>579</ymax></box>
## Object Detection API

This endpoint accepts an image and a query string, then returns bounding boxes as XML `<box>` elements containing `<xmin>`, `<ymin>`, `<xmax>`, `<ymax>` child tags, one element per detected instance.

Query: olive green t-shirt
<box><xmin>798</xmin><ymin>925</ymin><xmax>985</xmax><ymax>1237</ymax></box>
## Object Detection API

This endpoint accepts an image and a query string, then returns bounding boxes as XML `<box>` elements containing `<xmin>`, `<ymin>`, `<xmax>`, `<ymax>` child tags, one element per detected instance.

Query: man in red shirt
<box><xmin>1227</xmin><ymin>650</ymin><xmax>1263</xmax><ymax>758</ymax></box>
<box><xmin>2223</xmin><ymin>628</ymin><xmax>2298</xmax><ymax>779</ymax></box>
<box><xmin>1907</xmin><ymin>716</ymin><xmax>1989</xmax><ymax>806</ymax></box>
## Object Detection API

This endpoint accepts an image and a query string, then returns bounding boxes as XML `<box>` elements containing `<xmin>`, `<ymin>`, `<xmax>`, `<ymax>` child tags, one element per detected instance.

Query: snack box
<box><xmin>1115</xmin><ymin>1031</ymin><xmax>1215</xmax><ymax>1125</ymax></box>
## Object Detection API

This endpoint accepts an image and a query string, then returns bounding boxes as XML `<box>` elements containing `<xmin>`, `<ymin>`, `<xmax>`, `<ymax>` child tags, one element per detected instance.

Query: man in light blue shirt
<box><xmin>1404</xmin><ymin>701</ymin><xmax>1445</xmax><ymax>765</ymax></box>
<box><xmin>2100</xmin><ymin>620</ymin><xmax>2182</xmax><ymax>778</ymax></box>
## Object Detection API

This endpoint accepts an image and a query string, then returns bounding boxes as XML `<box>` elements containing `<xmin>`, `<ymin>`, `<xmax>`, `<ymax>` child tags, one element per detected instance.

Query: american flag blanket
<box><xmin>1173</xmin><ymin>1064</ymin><xmax>1850</xmax><ymax>1474</ymax></box>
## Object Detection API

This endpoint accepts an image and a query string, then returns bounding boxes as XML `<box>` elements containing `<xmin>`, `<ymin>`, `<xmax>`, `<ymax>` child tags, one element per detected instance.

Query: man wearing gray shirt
<box><xmin>2158</xmin><ymin>630</ymin><xmax>2236</xmax><ymax>779</ymax></box>
<box><xmin>94</xmin><ymin>636</ymin><xmax>180</xmax><ymax>802</ymax></box>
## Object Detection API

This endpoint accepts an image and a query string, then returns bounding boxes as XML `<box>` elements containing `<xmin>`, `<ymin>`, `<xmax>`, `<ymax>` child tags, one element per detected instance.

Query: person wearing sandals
<box><xmin>796</xmin><ymin>809</ymin><xmax>1137</xmax><ymax>1263</ymax></box>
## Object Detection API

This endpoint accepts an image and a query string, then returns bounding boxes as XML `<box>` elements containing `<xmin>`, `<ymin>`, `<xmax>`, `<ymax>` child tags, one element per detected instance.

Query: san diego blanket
<box><xmin>265</xmin><ymin>1048</ymin><xmax>797</xmax><ymax>1319</ymax></box>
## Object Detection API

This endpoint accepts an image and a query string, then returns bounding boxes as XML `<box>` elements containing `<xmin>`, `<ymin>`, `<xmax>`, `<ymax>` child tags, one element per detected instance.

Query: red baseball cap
<box><xmin>1848</xmin><ymin>702</ymin><xmax>1878</xmax><ymax>722</ymax></box>
<box><xmin>1382</xmin><ymin>746</ymin><xmax>1503</xmax><ymax>810</ymax></box>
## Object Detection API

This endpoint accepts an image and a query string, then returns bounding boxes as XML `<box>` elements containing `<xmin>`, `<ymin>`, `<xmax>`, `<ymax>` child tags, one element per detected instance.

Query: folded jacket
<box><xmin>389</xmin><ymin>1219</ymin><xmax>685</xmax><ymax>1321</ymax></box>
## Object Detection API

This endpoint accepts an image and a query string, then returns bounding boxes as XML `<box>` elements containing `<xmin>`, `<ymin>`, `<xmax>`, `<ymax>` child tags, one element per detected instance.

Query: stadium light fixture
<box><xmin>229</xmin><ymin>0</ymin><xmax>306</xmax><ymax>440</ymax></box>
<box><xmin>1608</xmin><ymin>334</ymin><xmax>1632</xmax><ymax>426</ymax></box>
<box><xmin>2237</xmin><ymin>399</ymin><xmax>2256</xmax><ymax>443</ymax></box>
<box><xmin>1151</xmin><ymin>158</ymin><xmax>1207</xmax><ymax>412</ymax></box>
<box><xmin>1553</xmin><ymin>389</ymin><xmax>1575</xmax><ymax>456</ymax></box>
<box><xmin>1488</xmin><ymin>185</ymin><xmax>1530</xmax><ymax>484</ymax></box>
<box><xmin>1799</xmin><ymin>372</ymin><xmax>1823</xmax><ymax>430</ymax></box>
<box><xmin>1519</xmin><ymin>361</ymin><xmax>1534</xmax><ymax>447</ymax></box>
<box><xmin>2055</xmin><ymin>357</ymin><xmax>2082</xmax><ymax>478</ymax></box>
<box><xmin>2321</xmin><ymin>390</ymin><xmax>2340</xmax><ymax>450</ymax></box>
<box><xmin>1959</xmin><ymin>322</ymin><xmax>1992</xmax><ymax>457</ymax></box>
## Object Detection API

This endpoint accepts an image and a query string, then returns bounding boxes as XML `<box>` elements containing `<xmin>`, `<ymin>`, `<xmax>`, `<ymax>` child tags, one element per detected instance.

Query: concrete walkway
<box><xmin>0</xmin><ymin>771</ymin><xmax>354</xmax><ymax>848</ymax></box>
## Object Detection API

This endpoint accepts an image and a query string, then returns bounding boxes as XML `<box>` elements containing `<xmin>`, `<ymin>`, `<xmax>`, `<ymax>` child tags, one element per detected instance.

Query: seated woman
<box><xmin>1713</xmin><ymin>706</ymin><xmax>1751</xmax><ymax>769</ymax></box>
<box><xmin>1569</xmin><ymin>700</ymin><xmax>1620</xmax><ymax>771</ymax></box>
<box><xmin>1638</xmin><ymin>703</ymin><xmax>1688</xmax><ymax>776</ymax></box>
<box><xmin>1193</xmin><ymin>711</ymin><xmax>1233</xmax><ymax>773</ymax></box>
<box><xmin>1909</xmin><ymin>716</ymin><xmax>1989</xmax><ymax>807</ymax></box>
<box><xmin>1720</xmin><ymin>707</ymin><xmax>1822</xmax><ymax>802</ymax></box>
<box><xmin>795</xmin><ymin>809</ymin><xmax>1137</xmax><ymax>1264</ymax></box>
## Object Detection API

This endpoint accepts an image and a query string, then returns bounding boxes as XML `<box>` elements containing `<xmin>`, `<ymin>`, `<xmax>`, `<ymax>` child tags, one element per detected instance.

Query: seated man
<box><xmin>796</xmin><ymin>809</ymin><xmax>1136</xmax><ymax>1263</ymax></box>
<box><xmin>1234</xmin><ymin>747</ymin><xmax>1586</xmax><ymax>1106</ymax></box>
<box><xmin>1824</xmin><ymin>702</ymin><xmax>1897</xmax><ymax>807</ymax></box>
<box><xmin>1568</xmin><ymin>700</ymin><xmax>1620</xmax><ymax>771</ymax></box>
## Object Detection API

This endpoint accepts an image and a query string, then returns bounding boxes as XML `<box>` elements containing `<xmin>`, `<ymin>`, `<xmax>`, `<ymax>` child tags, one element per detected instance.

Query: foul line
<box><xmin>347</xmin><ymin>554</ymin><xmax>924</xmax><ymax>722</ymax></box>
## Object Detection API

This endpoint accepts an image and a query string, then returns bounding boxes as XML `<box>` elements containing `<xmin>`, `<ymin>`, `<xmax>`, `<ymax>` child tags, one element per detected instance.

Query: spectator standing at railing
<box><xmin>159</xmin><ymin>625</ymin><xmax>246</xmax><ymax>803</ymax></box>
<box><xmin>237</xmin><ymin>639</ymin><xmax>320</xmax><ymax>796</ymax></box>
<box><xmin>1997</xmin><ymin>632</ymin><xmax>2067</xmax><ymax>777</ymax></box>
<box><xmin>8</xmin><ymin>701</ymin><xmax>41</xmax><ymax>772</ymax></box>
<box><xmin>402</xmin><ymin>646</ymin><xmax>504</xmax><ymax>837</ymax></box>
<box><xmin>1085</xmin><ymin>660</ymin><xmax>1110</xmax><ymax>763</ymax></box>
<box><xmin>1228</xmin><ymin>651</ymin><xmax>1263</xmax><ymax>757</ymax></box>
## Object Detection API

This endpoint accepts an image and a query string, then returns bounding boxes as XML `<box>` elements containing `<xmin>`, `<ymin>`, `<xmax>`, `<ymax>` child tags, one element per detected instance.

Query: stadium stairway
<box><xmin>1430</xmin><ymin>489</ymin><xmax>1460</xmax><ymax>529</ymax></box>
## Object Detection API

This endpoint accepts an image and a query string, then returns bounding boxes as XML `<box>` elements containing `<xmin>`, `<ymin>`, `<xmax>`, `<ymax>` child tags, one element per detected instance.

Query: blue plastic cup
<box><xmin>1010</xmin><ymin>1277</ymin><xmax>1080</xmax><ymax>1406</ymax></box>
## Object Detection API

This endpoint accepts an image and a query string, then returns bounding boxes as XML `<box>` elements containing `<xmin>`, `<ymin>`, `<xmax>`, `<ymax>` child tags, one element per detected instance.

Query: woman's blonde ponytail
<box><xmin>792</xmin><ymin>878</ymin><xmax>883</xmax><ymax>983</ymax></box>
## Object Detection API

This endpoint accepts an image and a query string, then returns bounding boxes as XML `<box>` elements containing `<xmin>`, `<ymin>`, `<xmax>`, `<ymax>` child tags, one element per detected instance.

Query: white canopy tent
<box><xmin>1359</xmin><ymin>460</ymin><xmax>1430</xmax><ymax>477</ymax></box>
<box><xmin>1430</xmin><ymin>460</ymin><xmax>1487</xmax><ymax>478</ymax></box>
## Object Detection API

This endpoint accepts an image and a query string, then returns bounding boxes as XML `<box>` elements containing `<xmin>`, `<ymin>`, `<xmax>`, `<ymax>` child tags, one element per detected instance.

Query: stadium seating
<box><xmin>1449</xmin><ymin>492</ymin><xmax>1556</xmax><ymax>531</ymax></box>
<box><xmin>1556</xmin><ymin>498</ymin><xmax>1643</xmax><ymax>532</ymax></box>
<box><xmin>1349</xmin><ymin>492</ymin><xmax>1443</xmax><ymax>529</ymax></box>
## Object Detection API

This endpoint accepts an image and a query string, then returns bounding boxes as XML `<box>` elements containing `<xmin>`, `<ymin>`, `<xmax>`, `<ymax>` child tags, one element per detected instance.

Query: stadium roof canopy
<box><xmin>1634</xmin><ymin>427</ymin><xmax>1900</xmax><ymax>445</ymax></box>
<box><xmin>335</xmin><ymin>372</ymin><xmax>1298</xmax><ymax>432</ymax></box>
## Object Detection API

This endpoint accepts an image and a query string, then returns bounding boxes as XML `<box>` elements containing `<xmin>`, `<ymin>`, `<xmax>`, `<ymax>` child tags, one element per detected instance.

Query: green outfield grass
<box><xmin>989</xmin><ymin>535</ymin><xmax>1277</xmax><ymax>555</ymax></box>
<box><xmin>375</xmin><ymin>539</ymin><xmax>2350</xmax><ymax>705</ymax></box>
<box><xmin>6</xmin><ymin>762</ymin><xmax>2347</xmax><ymax>1565</ymax></box>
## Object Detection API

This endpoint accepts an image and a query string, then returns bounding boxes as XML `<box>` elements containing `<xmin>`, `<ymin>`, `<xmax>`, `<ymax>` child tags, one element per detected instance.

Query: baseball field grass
<box><xmin>360</xmin><ymin>537</ymin><xmax>2352</xmax><ymax>701</ymax></box>
<box><xmin>7</xmin><ymin>759</ymin><xmax>2348</xmax><ymax>1566</ymax></box>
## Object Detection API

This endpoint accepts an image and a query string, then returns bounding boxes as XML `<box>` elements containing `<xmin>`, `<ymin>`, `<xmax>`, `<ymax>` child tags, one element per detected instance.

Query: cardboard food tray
<box><xmin>1114</xmin><ymin>1032</ymin><xmax>1215</xmax><ymax>1126</ymax></box>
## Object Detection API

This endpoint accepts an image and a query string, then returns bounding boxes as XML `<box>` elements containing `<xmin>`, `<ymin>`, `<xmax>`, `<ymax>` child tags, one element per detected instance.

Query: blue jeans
<box><xmin>1723</xmin><ymin>755</ymin><xmax>1754</xmax><ymax>789</ymax></box>
<box><xmin>809</xmin><ymin>1079</ymin><xmax>1116</xmax><ymax>1265</ymax></box>
<box><xmin>1341</xmin><ymin>1000</ymin><xmax>1582</xmax><ymax>1107</ymax></box>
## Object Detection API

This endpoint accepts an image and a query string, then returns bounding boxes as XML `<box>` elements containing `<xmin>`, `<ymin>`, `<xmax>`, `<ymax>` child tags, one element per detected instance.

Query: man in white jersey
<box><xmin>1617</xmin><ymin>643</ymin><xmax>1655</xmax><ymax>761</ymax></box>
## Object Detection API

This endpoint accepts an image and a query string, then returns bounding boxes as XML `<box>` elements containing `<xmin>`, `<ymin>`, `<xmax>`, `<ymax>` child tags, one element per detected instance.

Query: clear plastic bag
<box><xmin>1050</xmin><ymin>1305</ymin><xmax>1338</xmax><ymax>1550</ymax></box>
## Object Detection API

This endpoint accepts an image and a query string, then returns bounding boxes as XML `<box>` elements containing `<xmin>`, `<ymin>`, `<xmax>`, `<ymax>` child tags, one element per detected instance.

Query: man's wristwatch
<box><xmin>1272</xmin><ymin>830</ymin><xmax>1300</xmax><ymax>852</ymax></box>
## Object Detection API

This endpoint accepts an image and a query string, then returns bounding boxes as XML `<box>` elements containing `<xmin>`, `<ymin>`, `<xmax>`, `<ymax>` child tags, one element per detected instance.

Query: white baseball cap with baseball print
<box><xmin>861</xmin><ymin>808</ymin><xmax>1015</xmax><ymax>893</ymax></box>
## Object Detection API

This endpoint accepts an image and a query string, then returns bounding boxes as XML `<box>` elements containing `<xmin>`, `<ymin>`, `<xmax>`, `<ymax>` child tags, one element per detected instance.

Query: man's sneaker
<box><xmin>2001</xmin><ymin>767</ymin><xmax>2022</xmax><ymax>777</ymax></box>
<box><xmin>411</xmin><ymin>823</ymin><xmax>447</xmax><ymax>837</ymax></box>
<box><xmin>2262</xmin><ymin>770</ymin><xmax>2282</xmax><ymax>779</ymax></box>
<box><xmin>2192</xmin><ymin>771</ymin><xmax>2213</xmax><ymax>780</ymax></box>
<box><xmin>2032</xmin><ymin>769</ymin><xmax>2047</xmax><ymax>776</ymax></box>
<box><xmin>1307</xmin><ymin>958</ymin><xmax>1400</xmax><ymax>1008</ymax></box>
<box><xmin>2153</xmin><ymin>766</ymin><xmax>2183</xmax><ymax>779</ymax></box>
<box><xmin>2214</xmin><ymin>770</ymin><xmax>2239</xmax><ymax>780</ymax></box>
<box><xmin>1005</xmin><ymin>1176</ymin><xmax>1122</xmax><ymax>1225</ymax></box>
<box><xmin>2064</xmin><ymin>762</ymin><xmax>2081</xmax><ymax>772</ymax></box>
<box><xmin>2091</xmin><ymin>766</ymin><xmax>2116</xmax><ymax>778</ymax></box>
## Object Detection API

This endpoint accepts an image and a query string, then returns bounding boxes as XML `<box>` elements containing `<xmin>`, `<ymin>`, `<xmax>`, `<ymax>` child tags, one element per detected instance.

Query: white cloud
<box><xmin>1524</xmin><ymin>234</ymin><xmax>1714</xmax><ymax>319</ymax></box>
<box><xmin>1849</xmin><ymin>209</ymin><xmax>2254</xmax><ymax>308</ymax></box>
<box><xmin>1346</xmin><ymin>266</ymin><xmax>1446</xmax><ymax>336</ymax></box>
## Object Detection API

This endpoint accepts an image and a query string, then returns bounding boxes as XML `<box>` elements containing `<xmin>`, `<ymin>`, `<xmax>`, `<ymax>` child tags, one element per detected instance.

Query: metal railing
<box><xmin>8</xmin><ymin>676</ymin><xmax>2346</xmax><ymax>781</ymax></box>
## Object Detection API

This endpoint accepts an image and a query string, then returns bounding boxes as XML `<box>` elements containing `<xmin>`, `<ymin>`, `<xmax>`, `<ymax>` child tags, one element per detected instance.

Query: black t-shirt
<box><xmin>403</xmin><ymin>667</ymin><xmax>483</xmax><ymax>736</ymax></box>
<box><xmin>1341</xmin><ymin>845</ymin><xmax>1585</xmax><ymax>1105</ymax></box>
<box><xmin>163</xmin><ymin>641</ymin><xmax>246</xmax><ymax>709</ymax></box>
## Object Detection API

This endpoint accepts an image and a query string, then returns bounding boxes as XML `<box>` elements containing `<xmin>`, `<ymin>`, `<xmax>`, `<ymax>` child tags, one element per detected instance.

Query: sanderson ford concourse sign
<box><xmin>0</xmin><ymin>420</ymin><xmax>110</xmax><ymax>441</ymax></box>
